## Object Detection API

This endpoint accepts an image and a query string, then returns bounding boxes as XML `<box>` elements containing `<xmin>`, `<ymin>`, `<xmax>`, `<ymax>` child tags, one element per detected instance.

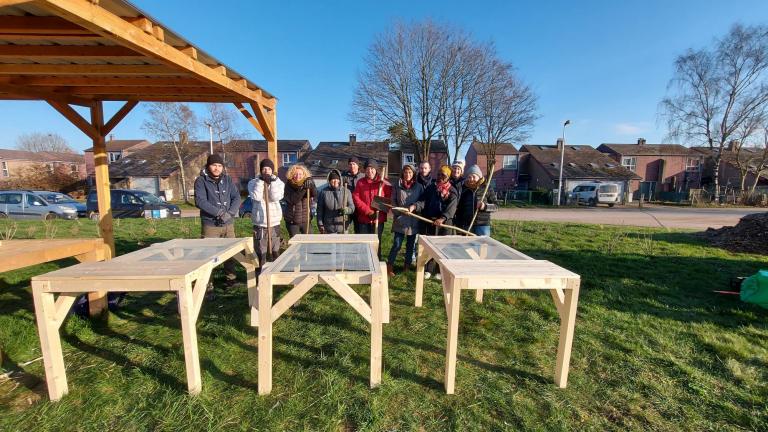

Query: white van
<box><xmin>570</xmin><ymin>182</ymin><xmax>620</xmax><ymax>207</ymax></box>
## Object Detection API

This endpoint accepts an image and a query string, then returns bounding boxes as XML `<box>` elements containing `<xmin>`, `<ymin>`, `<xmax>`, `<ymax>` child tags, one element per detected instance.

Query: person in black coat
<box><xmin>412</xmin><ymin>165</ymin><xmax>458</xmax><ymax>280</ymax></box>
<box><xmin>455</xmin><ymin>164</ymin><xmax>498</xmax><ymax>236</ymax></box>
<box><xmin>283</xmin><ymin>163</ymin><xmax>317</xmax><ymax>237</ymax></box>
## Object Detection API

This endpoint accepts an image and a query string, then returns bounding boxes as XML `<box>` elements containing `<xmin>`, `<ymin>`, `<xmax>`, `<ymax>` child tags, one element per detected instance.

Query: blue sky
<box><xmin>1</xmin><ymin>0</ymin><xmax>767</xmax><ymax>157</ymax></box>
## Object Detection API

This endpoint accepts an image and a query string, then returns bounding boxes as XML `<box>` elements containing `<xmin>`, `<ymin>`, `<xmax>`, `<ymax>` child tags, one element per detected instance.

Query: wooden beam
<box><xmin>0</xmin><ymin>33</ymin><xmax>104</xmax><ymax>42</ymax></box>
<box><xmin>0</xmin><ymin>84</ymin><xmax>92</xmax><ymax>106</ymax></box>
<box><xmin>152</xmin><ymin>26</ymin><xmax>164</xmax><ymax>42</ymax></box>
<box><xmin>249</xmin><ymin>102</ymin><xmax>274</xmax><ymax>142</ymax></box>
<box><xmin>102</xmin><ymin>100</ymin><xmax>138</xmax><ymax>135</ymax></box>
<box><xmin>39</xmin><ymin>0</ymin><xmax>277</xmax><ymax>110</ymax></box>
<box><xmin>46</xmin><ymin>100</ymin><xmax>98</xmax><ymax>140</ymax></box>
<box><xmin>212</xmin><ymin>65</ymin><xmax>226</xmax><ymax>76</ymax></box>
<box><xmin>180</xmin><ymin>45</ymin><xmax>197</xmax><ymax>60</ymax></box>
<box><xmin>35</xmin><ymin>85</ymin><xmax>228</xmax><ymax>95</ymax></box>
<box><xmin>0</xmin><ymin>15</ymin><xmax>90</xmax><ymax>34</ymax></box>
<box><xmin>0</xmin><ymin>76</ymin><xmax>206</xmax><ymax>87</ymax></box>
<box><xmin>90</xmin><ymin>101</ymin><xmax>115</xmax><ymax>257</ymax></box>
<box><xmin>92</xmin><ymin>95</ymin><xmax>249</xmax><ymax>103</ymax></box>
<box><xmin>126</xmin><ymin>16</ymin><xmax>153</xmax><ymax>34</ymax></box>
<box><xmin>0</xmin><ymin>64</ymin><xmax>182</xmax><ymax>76</ymax></box>
<box><xmin>233</xmin><ymin>102</ymin><xmax>265</xmax><ymax>137</ymax></box>
<box><xmin>267</xmin><ymin>108</ymin><xmax>277</xmax><ymax>164</ymax></box>
<box><xmin>0</xmin><ymin>44</ymin><xmax>143</xmax><ymax>59</ymax></box>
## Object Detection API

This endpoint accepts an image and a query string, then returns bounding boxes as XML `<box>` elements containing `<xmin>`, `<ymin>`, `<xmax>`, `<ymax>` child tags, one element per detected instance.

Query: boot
<box><xmin>386</xmin><ymin>263</ymin><xmax>395</xmax><ymax>277</ymax></box>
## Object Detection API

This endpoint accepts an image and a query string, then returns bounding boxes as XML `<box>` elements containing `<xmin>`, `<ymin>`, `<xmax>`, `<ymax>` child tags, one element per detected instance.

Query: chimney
<box><xmin>637</xmin><ymin>138</ymin><xmax>646</xmax><ymax>145</ymax></box>
<box><xmin>727</xmin><ymin>140</ymin><xmax>739</xmax><ymax>151</ymax></box>
<box><xmin>109</xmin><ymin>134</ymin><xmax>115</xmax><ymax>142</ymax></box>
<box><xmin>556</xmin><ymin>138</ymin><xmax>563</xmax><ymax>150</ymax></box>
<box><xmin>349</xmin><ymin>133</ymin><xmax>356</xmax><ymax>146</ymax></box>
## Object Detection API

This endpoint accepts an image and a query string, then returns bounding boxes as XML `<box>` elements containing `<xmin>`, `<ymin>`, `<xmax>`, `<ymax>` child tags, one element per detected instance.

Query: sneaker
<box><xmin>435</xmin><ymin>273</ymin><xmax>442</xmax><ymax>281</ymax></box>
<box><xmin>424</xmin><ymin>272</ymin><xmax>432</xmax><ymax>280</ymax></box>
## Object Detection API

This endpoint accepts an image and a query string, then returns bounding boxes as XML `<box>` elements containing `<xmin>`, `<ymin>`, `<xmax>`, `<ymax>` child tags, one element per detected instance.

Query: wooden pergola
<box><xmin>0</xmin><ymin>0</ymin><xmax>278</xmax><ymax>255</ymax></box>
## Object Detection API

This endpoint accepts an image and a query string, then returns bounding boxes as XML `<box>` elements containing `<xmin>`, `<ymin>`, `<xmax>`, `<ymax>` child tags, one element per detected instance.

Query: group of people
<box><xmin>193</xmin><ymin>153</ymin><xmax>497</xmax><ymax>285</ymax></box>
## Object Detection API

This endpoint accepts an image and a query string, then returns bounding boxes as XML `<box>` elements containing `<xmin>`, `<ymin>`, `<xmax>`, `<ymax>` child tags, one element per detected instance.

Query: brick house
<box><xmin>224</xmin><ymin>139</ymin><xmax>311</xmax><ymax>189</ymax></box>
<box><xmin>692</xmin><ymin>141</ymin><xmax>768</xmax><ymax>191</ymax></box>
<box><xmin>519</xmin><ymin>141</ymin><xmax>640</xmax><ymax>203</ymax></box>
<box><xmin>106</xmin><ymin>141</ymin><xmax>209</xmax><ymax>201</ymax></box>
<box><xmin>303</xmin><ymin>135</ymin><xmax>389</xmax><ymax>187</ymax></box>
<box><xmin>464</xmin><ymin>140</ymin><xmax>519</xmax><ymax>192</ymax></box>
<box><xmin>388</xmin><ymin>137</ymin><xmax>449</xmax><ymax>179</ymax></box>
<box><xmin>597</xmin><ymin>138</ymin><xmax>702</xmax><ymax>199</ymax></box>
<box><xmin>83</xmin><ymin>138</ymin><xmax>151</xmax><ymax>182</ymax></box>
<box><xmin>0</xmin><ymin>148</ymin><xmax>86</xmax><ymax>183</ymax></box>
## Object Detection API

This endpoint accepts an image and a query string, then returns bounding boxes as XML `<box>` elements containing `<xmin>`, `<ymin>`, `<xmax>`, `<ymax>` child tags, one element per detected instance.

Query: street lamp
<box><xmin>203</xmin><ymin>121</ymin><xmax>213</xmax><ymax>154</ymax></box>
<box><xmin>556</xmin><ymin>119</ymin><xmax>571</xmax><ymax>206</ymax></box>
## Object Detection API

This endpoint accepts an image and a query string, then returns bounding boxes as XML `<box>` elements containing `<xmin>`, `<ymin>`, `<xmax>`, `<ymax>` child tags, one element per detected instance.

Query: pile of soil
<box><xmin>703</xmin><ymin>212</ymin><xmax>768</xmax><ymax>255</ymax></box>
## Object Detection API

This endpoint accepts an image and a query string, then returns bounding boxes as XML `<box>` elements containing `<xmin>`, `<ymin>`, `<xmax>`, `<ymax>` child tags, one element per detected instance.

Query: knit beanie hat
<box><xmin>466</xmin><ymin>164</ymin><xmax>483</xmax><ymax>178</ymax></box>
<box><xmin>364</xmin><ymin>159</ymin><xmax>379</xmax><ymax>169</ymax></box>
<box><xmin>328</xmin><ymin>170</ymin><xmax>341</xmax><ymax>181</ymax></box>
<box><xmin>206</xmin><ymin>153</ymin><xmax>224</xmax><ymax>166</ymax></box>
<box><xmin>260</xmin><ymin>158</ymin><xmax>275</xmax><ymax>172</ymax></box>
<box><xmin>452</xmin><ymin>159</ymin><xmax>465</xmax><ymax>169</ymax></box>
<box><xmin>439</xmin><ymin>165</ymin><xmax>452</xmax><ymax>178</ymax></box>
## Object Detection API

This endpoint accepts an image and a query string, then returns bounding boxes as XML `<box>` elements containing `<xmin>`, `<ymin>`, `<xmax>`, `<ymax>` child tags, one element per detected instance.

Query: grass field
<box><xmin>0</xmin><ymin>217</ymin><xmax>766</xmax><ymax>431</ymax></box>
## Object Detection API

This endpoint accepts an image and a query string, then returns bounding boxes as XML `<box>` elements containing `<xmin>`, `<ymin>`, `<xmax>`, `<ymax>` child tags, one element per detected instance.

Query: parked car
<box><xmin>570</xmin><ymin>182</ymin><xmax>620</xmax><ymax>207</ymax></box>
<box><xmin>0</xmin><ymin>190</ymin><xmax>78</xmax><ymax>220</ymax></box>
<box><xmin>34</xmin><ymin>191</ymin><xmax>87</xmax><ymax>217</ymax></box>
<box><xmin>239</xmin><ymin>196</ymin><xmax>252</xmax><ymax>218</ymax></box>
<box><xmin>86</xmin><ymin>189</ymin><xmax>181</xmax><ymax>219</ymax></box>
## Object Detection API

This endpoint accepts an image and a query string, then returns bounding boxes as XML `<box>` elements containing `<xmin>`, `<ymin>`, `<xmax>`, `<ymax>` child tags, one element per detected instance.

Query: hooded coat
<box><xmin>193</xmin><ymin>168</ymin><xmax>241</xmax><ymax>226</ymax></box>
<box><xmin>247</xmin><ymin>175</ymin><xmax>284</xmax><ymax>227</ymax></box>
<box><xmin>317</xmin><ymin>169</ymin><xmax>355</xmax><ymax>233</ymax></box>
<box><xmin>390</xmin><ymin>176</ymin><xmax>425</xmax><ymax>235</ymax></box>
<box><xmin>352</xmin><ymin>174</ymin><xmax>392</xmax><ymax>225</ymax></box>
<box><xmin>283</xmin><ymin>165</ymin><xmax>317</xmax><ymax>227</ymax></box>
<box><xmin>455</xmin><ymin>178</ymin><xmax>498</xmax><ymax>229</ymax></box>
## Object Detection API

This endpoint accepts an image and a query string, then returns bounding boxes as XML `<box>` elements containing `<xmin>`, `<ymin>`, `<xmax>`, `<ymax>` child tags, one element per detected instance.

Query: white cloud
<box><xmin>614</xmin><ymin>122</ymin><xmax>647</xmax><ymax>135</ymax></box>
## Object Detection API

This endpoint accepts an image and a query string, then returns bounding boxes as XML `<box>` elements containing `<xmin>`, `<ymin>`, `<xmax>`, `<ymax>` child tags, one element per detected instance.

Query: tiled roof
<box><xmin>303</xmin><ymin>141</ymin><xmax>389</xmax><ymax>177</ymax></box>
<box><xmin>84</xmin><ymin>139</ymin><xmax>149</xmax><ymax>152</ymax></box>
<box><xmin>692</xmin><ymin>146</ymin><xmax>768</xmax><ymax>169</ymax></box>
<box><xmin>108</xmin><ymin>141</ymin><xmax>208</xmax><ymax>177</ymax></box>
<box><xmin>470</xmin><ymin>140</ymin><xmax>518</xmax><ymax>155</ymax></box>
<box><xmin>520</xmin><ymin>144</ymin><xmax>641</xmax><ymax>180</ymax></box>
<box><xmin>395</xmin><ymin>139</ymin><xmax>448</xmax><ymax>153</ymax></box>
<box><xmin>0</xmin><ymin>148</ymin><xmax>84</xmax><ymax>163</ymax></box>
<box><xmin>598</xmin><ymin>143</ymin><xmax>695</xmax><ymax>156</ymax></box>
<box><xmin>226</xmin><ymin>139</ymin><xmax>310</xmax><ymax>152</ymax></box>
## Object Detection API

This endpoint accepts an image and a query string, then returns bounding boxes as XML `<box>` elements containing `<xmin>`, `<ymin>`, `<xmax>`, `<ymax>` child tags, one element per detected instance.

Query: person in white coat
<box><xmin>247</xmin><ymin>158</ymin><xmax>284</xmax><ymax>266</ymax></box>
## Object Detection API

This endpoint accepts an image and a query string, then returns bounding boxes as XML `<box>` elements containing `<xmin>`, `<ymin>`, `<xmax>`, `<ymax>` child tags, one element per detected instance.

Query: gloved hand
<box><xmin>219</xmin><ymin>212</ymin><xmax>233</xmax><ymax>224</ymax></box>
<box><xmin>367</xmin><ymin>209</ymin><xmax>376</xmax><ymax>218</ymax></box>
<box><xmin>318</xmin><ymin>225</ymin><xmax>326</xmax><ymax>234</ymax></box>
<box><xmin>262</xmin><ymin>174</ymin><xmax>275</xmax><ymax>184</ymax></box>
<box><xmin>215</xmin><ymin>208</ymin><xmax>226</xmax><ymax>218</ymax></box>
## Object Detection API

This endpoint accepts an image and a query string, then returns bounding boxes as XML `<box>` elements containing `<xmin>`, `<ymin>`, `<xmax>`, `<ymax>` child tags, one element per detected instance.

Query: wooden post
<box><xmin>370</xmin><ymin>268</ymin><xmax>383</xmax><ymax>388</ymax></box>
<box><xmin>257</xmin><ymin>271</ymin><xmax>273</xmax><ymax>394</ymax></box>
<box><xmin>90</xmin><ymin>101</ymin><xmax>115</xmax><ymax>257</ymax></box>
<box><xmin>554</xmin><ymin>280</ymin><xmax>580</xmax><ymax>388</ymax></box>
<box><xmin>175</xmin><ymin>278</ymin><xmax>202</xmax><ymax>395</ymax></box>
<box><xmin>414</xmin><ymin>242</ymin><xmax>427</xmax><ymax>307</ymax></box>
<box><xmin>32</xmin><ymin>281</ymin><xmax>70</xmax><ymax>401</ymax></box>
<box><xmin>267</xmin><ymin>108</ymin><xmax>277</xmax><ymax>167</ymax></box>
<box><xmin>444</xmin><ymin>276</ymin><xmax>465</xmax><ymax>394</ymax></box>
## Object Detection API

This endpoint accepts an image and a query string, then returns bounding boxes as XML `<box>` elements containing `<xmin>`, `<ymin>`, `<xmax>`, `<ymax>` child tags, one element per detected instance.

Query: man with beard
<box><xmin>455</xmin><ymin>164</ymin><xmax>498</xmax><ymax>236</ymax></box>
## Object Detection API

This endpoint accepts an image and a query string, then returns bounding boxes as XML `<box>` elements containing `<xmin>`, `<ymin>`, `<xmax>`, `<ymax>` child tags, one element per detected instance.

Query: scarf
<box><xmin>401</xmin><ymin>178</ymin><xmax>415</xmax><ymax>190</ymax></box>
<box><xmin>288</xmin><ymin>176</ymin><xmax>306</xmax><ymax>189</ymax></box>
<box><xmin>436</xmin><ymin>179</ymin><xmax>451</xmax><ymax>200</ymax></box>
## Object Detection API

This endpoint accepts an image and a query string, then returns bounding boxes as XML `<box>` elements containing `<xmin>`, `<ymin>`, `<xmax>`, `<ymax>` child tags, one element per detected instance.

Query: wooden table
<box><xmin>253</xmin><ymin>234</ymin><xmax>388</xmax><ymax>395</ymax></box>
<box><xmin>414</xmin><ymin>235</ymin><xmax>581</xmax><ymax>394</ymax></box>
<box><xmin>30</xmin><ymin>237</ymin><xmax>257</xmax><ymax>401</ymax></box>
<box><xmin>0</xmin><ymin>238</ymin><xmax>110</xmax><ymax>315</ymax></box>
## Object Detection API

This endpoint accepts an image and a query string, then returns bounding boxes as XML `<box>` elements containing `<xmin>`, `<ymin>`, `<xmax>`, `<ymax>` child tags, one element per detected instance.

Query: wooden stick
<box><xmin>467</xmin><ymin>162</ymin><xmax>496</xmax><ymax>232</ymax></box>
<box><xmin>264</xmin><ymin>182</ymin><xmax>272</xmax><ymax>262</ymax></box>
<box><xmin>375</xmin><ymin>199</ymin><xmax>476</xmax><ymax>236</ymax></box>
<box><xmin>374</xmin><ymin>166</ymin><xmax>386</xmax><ymax>233</ymax></box>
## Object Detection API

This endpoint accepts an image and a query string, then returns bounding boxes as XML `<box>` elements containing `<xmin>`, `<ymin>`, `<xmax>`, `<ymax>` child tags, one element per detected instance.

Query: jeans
<box><xmin>357</xmin><ymin>222</ymin><xmax>385</xmax><ymax>258</ymax></box>
<box><xmin>472</xmin><ymin>225</ymin><xmax>491</xmax><ymax>236</ymax></box>
<box><xmin>388</xmin><ymin>232</ymin><xmax>416</xmax><ymax>266</ymax></box>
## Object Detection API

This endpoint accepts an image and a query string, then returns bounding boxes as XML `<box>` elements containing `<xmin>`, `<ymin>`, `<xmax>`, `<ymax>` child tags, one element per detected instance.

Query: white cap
<box><xmin>452</xmin><ymin>159</ymin><xmax>465</xmax><ymax>168</ymax></box>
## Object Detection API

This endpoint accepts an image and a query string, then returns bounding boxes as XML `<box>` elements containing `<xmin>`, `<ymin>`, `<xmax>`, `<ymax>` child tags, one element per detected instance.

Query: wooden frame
<box><xmin>0</xmin><ymin>238</ymin><xmax>109</xmax><ymax>315</ymax></box>
<box><xmin>414</xmin><ymin>235</ymin><xmax>581</xmax><ymax>394</ymax></box>
<box><xmin>0</xmin><ymin>1</ymin><xmax>279</xmax><ymax>252</ymax></box>
<box><xmin>30</xmin><ymin>237</ymin><xmax>257</xmax><ymax>401</ymax></box>
<box><xmin>252</xmin><ymin>234</ymin><xmax>388</xmax><ymax>395</ymax></box>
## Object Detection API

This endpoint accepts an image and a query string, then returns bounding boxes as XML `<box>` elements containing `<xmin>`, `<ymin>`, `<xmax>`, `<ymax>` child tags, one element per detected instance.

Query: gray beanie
<box><xmin>466</xmin><ymin>164</ymin><xmax>483</xmax><ymax>178</ymax></box>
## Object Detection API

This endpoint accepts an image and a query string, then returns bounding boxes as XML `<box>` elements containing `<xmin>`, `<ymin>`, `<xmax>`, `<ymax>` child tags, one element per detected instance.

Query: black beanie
<box><xmin>328</xmin><ymin>170</ymin><xmax>341</xmax><ymax>181</ymax></box>
<box><xmin>364</xmin><ymin>159</ymin><xmax>379</xmax><ymax>169</ymax></box>
<box><xmin>348</xmin><ymin>156</ymin><xmax>359</xmax><ymax>164</ymax></box>
<box><xmin>260</xmin><ymin>158</ymin><xmax>275</xmax><ymax>172</ymax></box>
<box><xmin>206</xmin><ymin>153</ymin><xmax>224</xmax><ymax>166</ymax></box>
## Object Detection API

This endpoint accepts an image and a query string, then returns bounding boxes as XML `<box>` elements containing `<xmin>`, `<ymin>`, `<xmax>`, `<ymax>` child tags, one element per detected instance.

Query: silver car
<box><xmin>0</xmin><ymin>190</ymin><xmax>79</xmax><ymax>220</ymax></box>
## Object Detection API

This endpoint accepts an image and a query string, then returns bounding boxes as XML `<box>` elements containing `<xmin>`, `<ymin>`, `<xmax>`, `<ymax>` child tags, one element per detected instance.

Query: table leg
<box><xmin>31</xmin><ymin>281</ymin><xmax>69</xmax><ymax>401</ymax></box>
<box><xmin>414</xmin><ymin>243</ymin><xmax>427</xmax><ymax>307</ymax></box>
<box><xmin>554</xmin><ymin>281</ymin><xmax>580</xmax><ymax>388</ymax></box>
<box><xmin>370</xmin><ymin>271</ymin><xmax>383</xmax><ymax>387</ymax></box>
<box><xmin>176</xmin><ymin>279</ymin><xmax>202</xmax><ymax>395</ymax></box>
<box><xmin>258</xmin><ymin>272</ymin><xmax>273</xmax><ymax>395</ymax></box>
<box><xmin>379</xmin><ymin>262</ymin><xmax>390</xmax><ymax>324</ymax></box>
<box><xmin>444</xmin><ymin>277</ymin><xmax>464</xmax><ymax>394</ymax></box>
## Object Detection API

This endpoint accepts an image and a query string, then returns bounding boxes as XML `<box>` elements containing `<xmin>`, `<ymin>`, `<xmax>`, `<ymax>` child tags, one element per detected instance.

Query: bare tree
<box><xmin>15</xmin><ymin>132</ymin><xmax>74</xmax><ymax>153</ymax></box>
<box><xmin>203</xmin><ymin>103</ymin><xmax>246</xmax><ymax>163</ymax></box>
<box><xmin>661</xmin><ymin>24</ymin><xmax>768</xmax><ymax>198</ymax></box>
<box><xmin>142</xmin><ymin>102</ymin><xmax>199</xmax><ymax>203</ymax></box>
<box><xmin>747</xmin><ymin>126</ymin><xmax>768</xmax><ymax>192</ymax></box>
<box><xmin>474</xmin><ymin>59</ymin><xmax>538</xmax><ymax>176</ymax></box>
<box><xmin>352</xmin><ymin>20</ymin><xmax>460</xmax><ymax>161</ymax></box>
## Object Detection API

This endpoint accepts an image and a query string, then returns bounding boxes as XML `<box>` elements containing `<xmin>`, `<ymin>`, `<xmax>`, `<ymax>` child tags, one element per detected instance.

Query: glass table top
<box><xmin>273</xmin><ymin>243</ymin><xmax>375</xmax><ymax>272</ymax></box>
<box><xmin>424</xmin><ymin>236</ymin><xmax>531</xmax><ymax>260</ymax></box>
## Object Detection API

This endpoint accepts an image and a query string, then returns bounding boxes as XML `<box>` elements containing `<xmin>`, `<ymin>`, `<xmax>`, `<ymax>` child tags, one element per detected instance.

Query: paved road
<box><xmin>494</xmin><ymin>205</ymin><xmax>765</xmax><ymax>230</ymax></box>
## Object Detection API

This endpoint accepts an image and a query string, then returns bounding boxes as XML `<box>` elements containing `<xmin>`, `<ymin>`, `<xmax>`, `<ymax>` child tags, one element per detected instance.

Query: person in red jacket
<box><xmin>352</xmin><ymin>159</ymin><xmax>391</xmax><ymax>258</ymax></box>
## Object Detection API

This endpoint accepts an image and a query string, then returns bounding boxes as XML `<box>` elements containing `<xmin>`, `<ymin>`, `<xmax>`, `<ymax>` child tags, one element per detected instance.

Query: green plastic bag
<box><xmin>741</xmin><ymin>270</ymin><xmax>768</xmax><ymax>309</ymax></box>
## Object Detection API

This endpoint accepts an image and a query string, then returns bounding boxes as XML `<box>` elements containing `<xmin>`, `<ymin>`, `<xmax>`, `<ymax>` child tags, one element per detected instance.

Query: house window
<box><xmin>70</xmin><ymin>164</ymin><xmax>78</xmax><ymax>173</ymax></box>
<box><xmin>686</xmin><ymin>158</ymin><xmax>700</xmax><ymax>172</ymax></box>
<box><xmin>47</xmin><ymin>163</ymin><xmax>54</xmax><ymax>172</ymax></box>
<box><xmin>403</xmin><ymin>153</ymin><xmax>415</xmax><ymax>166</ymax></box>
<box><xmin>108</xmin><ymin>152</ymin><xmax>121</xmax><ymax>163</ymax></box>
<box><xmin>282</xmin><ymin>152</ymin><xmax>297</xmax><ymax>167</ymax></box>
<box><xmin>621</xmin><ymin>156</ymin><xmax>637</xmax><ymax>172</ymax></box>
<box><xmin>502</xmin><ymin>155</ymin><xmax>518</xmax><ymax>170</ymax></box>
<box><xmin>1</xmin><ymin>161</ymin><xmax>8</xmax><ymax>177</ymax></box>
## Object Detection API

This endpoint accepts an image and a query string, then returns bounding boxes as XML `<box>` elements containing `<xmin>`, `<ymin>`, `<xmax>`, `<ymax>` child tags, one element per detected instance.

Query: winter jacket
<box><xmin>193</xmin><ymin>169</ymin><xmax>241</xmax><ymax>226</ymax></box>
<box><xmin>450</xmin><ymin>176</ymin><xmax>465</xmax><ymax>196</ymax></box>
<box><xmin>415</xmin><ymin>181</ymin><xmax>458</xmax><ymax>228</ymax></box>
<box><xmin>343</xmin><ymin>170</ymin><xmax>365</xmax><ymax>193</ymax></box>
<box><xmin>390</xmin><ymin>179</ymin><xmax>425</xmax><ymax>235</ymax></box>
<box><xmin>352</xmin><ymin>175</ymin><xmax>392</xmax><ymax>225</ymax></box>
<box><xmin>455</xmin><ymin>180</ymin><xmax>498</xmax><ymax>229</ymax></box>
<box><xmin>417</xmin><ymin>174</ymin><xmax>435</xmax><ymax>189</ymax></box>
<box><xmin>317</xmin><ymin>170</ymin><xmax>355</xmax><ymax>233</ymax></box>
<box><xmin>248</xmin><ymin>175</ymin><xmax>284</xmax><ymax>227</ymax></box>
<box><xmin>283</xmin><ymin>179</ymin><xmax>317</xmax><ymax>226</ymax></box>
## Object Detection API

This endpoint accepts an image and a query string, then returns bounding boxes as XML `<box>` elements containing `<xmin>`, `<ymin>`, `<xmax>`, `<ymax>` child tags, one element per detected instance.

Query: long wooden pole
<box><xmin>264</xmin><ymin>183</ymin><xmax>272</xmax><ymax>262</ymax></box>
<box><xmin>467</xmin><ymin>162</ymin><xmax>496</xmax><ymax>232</ymax></box>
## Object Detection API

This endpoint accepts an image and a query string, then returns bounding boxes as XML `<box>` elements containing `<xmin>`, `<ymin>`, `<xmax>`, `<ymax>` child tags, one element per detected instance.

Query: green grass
<box><xmin>0</xmin><ymin>217</ymin><xmax>766</xmax><ymax>431</ymax></box>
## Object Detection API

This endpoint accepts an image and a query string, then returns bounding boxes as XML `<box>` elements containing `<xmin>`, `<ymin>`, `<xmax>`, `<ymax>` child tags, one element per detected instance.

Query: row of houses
<box><xmin>1</xmin><ymin>135</ymin><xmax>766</xmax><ymax>202</ymax></box>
